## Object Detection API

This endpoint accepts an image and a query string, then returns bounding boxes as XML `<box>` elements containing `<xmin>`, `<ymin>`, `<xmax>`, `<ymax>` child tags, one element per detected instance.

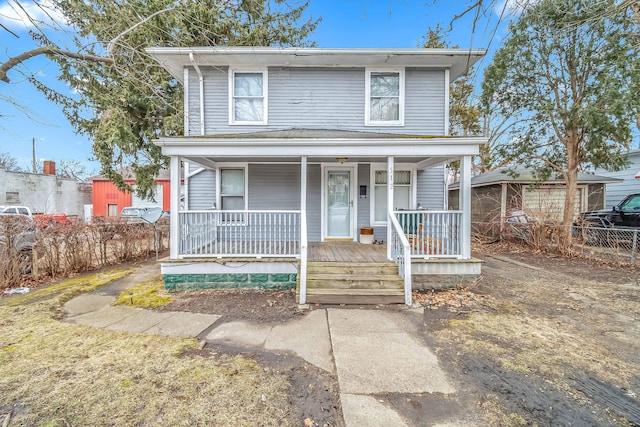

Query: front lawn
<box><xmin>0</xmin><ymin>269</ymin><xmax>291</xmax><ymax>426</ymax></box>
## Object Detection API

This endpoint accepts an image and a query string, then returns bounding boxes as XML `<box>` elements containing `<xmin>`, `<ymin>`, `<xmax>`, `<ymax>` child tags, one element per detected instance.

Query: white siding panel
<box><xmin>131</xmin><ymin>185</ymin><xmax>163</xmax><ymax>208</ymax></box>
<box><xmin>522</xmin><ymin>186</ymin><xmax>583</xmax><ymax>221</ymax></box>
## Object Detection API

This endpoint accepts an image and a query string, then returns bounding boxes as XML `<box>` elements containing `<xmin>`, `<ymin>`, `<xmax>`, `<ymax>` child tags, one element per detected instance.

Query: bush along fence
<box><xmin>0</xmin><ymin>216</ymin><xmax>168</xmax><ymax>289</ymax></box>
<box><xmin>473</xmin><ymin>219</ymin><xmax>640</xmax><ymax>265</ymax></box>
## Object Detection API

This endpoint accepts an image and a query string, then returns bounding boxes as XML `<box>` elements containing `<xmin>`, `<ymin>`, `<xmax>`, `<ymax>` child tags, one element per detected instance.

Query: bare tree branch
<box><xmin>0</xmin><ymin>47</ymin><xmax>113</xmax><ymax>83</ymax></box>
<box><xmin>107</xmin><ymin>6</ymin><xmax>176</xmax><ymax>56</ymax></box>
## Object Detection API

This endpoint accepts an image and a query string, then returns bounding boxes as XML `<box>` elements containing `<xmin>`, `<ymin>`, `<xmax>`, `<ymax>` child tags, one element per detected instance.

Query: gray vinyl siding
<box><xmin>306</xmin><ymin>165</ymin><xmax>322</xmax><ymax>242</ymax></box>
<box><xmin>357</xmin><ymin>164</ymin><xmax>370</xmax><ymax>231</ymax></box>
<box><xmin>248</xmin><ymin>164</ymin><xmax>300</xmax><ymax>210</ymax></box>
<box><xmin>417</xmin><ymin>166</ymin><xmax>446</xmax><ymax>210</ymax></box>
<box><xmin>187</xmin><ymin>66</ymin><xmax>446</xmax><ymax>135</ymax></box>
<box><xmin>595</xmin><ymin>152</ymin><xmax>640</xmax><ymax>208</ymax></box>
<box><xmin>404</xmin><ymin>69</ymin><xmax>445</xmax><ymax>134</ymax></box>
<box><xmin>187</xmin><ymin>66</ymin><xmax>228</xmax><ymax>136</ymax></box>
<box><xmin>187</xmin><ymin>167</ymin><xmax>216</xmax><ymax>210</ymax></box>
<box><xmin>269</xmin><ymin>68</ymin><xmax>365</xmax><ymax>129</ymax></box>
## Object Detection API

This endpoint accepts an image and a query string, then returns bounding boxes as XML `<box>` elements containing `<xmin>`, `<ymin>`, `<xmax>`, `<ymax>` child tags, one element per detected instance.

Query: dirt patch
<box><xmin>159</xmin><ymin>288</ymin><xmax>300</xmax><ymax>324</ymax></box>
<box><xmin>159</xmin><ymin>289</ymin><xmax>344</xmax><ymax>425</ymax></box>
<box><xmin>196</xmin><ymin>342</ymin><xmax>343</xmax><ymax>427</ymax></box>
<box><xmin>71</xmin><ymin>243</ymin><xmax>637</xmax><ymax>426</ymax></box>
<box><xmin>416</xmin><ymin>243</ymin><xmax>640</xmax><ymax>426</ymax></box>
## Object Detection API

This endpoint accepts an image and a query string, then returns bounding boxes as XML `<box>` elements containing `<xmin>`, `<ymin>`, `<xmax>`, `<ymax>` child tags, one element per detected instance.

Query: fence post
<box><xmin>631</xmin><ymin>229</ymin><xmax>638</xmax><ymax>264</ymax></box>
<box><xmin>32</xmin><ymin>246</ymin><xmax>38</xmax><ymax>277</ymax></box>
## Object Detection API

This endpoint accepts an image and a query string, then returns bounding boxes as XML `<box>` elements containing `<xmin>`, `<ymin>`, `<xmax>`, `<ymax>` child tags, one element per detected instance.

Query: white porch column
<box><xmin>299</xmin><ymin>156</ymin><xmax>308</xmax><ymax>305</ymax></box>
<box><xmin>387</xmin><ymin>156</ymin><xmax>394</xmax><ymax>260</ymax></box>
<box><xmin>170</xmin><ymin>155</ymin><xmax>181</xmax><ymax>259</ymax></box>
<box><xmin>460</xmin><ymin>155</ymin><xmax>472</xmax><ymax>259</ymax></box>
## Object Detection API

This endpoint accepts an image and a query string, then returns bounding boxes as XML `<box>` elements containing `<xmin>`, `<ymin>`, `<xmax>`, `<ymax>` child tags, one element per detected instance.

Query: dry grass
<box><xmin>114</xmin><ymin>275</ymin><xmax>173</xmax><ymax>308</ymax></box>
<box><xmin>478</xmin><ymin>394</ymin><xmax>528</xmax><ymax>427</ymax></box>
<box><xmin>2</xmin><ymin>269</ymin><xmax>132</xmax><ymax>307</ymax></box>
<box><xmin>435</xmin><ymin>286</ymin><xmax>638</xmax><ymax>390</ymax></box>
<box><xmin>0</xmin><ymin>270</ymin><xmax>292</xmax><ymax>426</ymax></box>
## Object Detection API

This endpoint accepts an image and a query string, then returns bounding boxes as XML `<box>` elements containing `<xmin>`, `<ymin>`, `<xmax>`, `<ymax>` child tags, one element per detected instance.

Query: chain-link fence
<box><xmin>473</xmin><ymin>220</ymin><xmax>640</xmax><ymax>265</ymax></box>
<box><xmin>571</xmin><ymin>225</ymin><xmax>640</xmax><ymax>264</ymax></box>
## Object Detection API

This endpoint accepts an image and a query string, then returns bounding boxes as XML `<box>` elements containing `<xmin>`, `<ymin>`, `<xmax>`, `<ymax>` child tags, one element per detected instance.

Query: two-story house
<box><xmin>147</xmin><ymin>47</ymin><xmax>487</xmax><ymax>305</ymax></box>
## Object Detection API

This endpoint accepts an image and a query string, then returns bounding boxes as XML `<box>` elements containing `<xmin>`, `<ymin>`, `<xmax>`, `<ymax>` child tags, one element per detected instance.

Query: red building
<box><xmin>89</xmin><ymin>170</ymin><xmax>171</xmax><ymax>217</ymax></box>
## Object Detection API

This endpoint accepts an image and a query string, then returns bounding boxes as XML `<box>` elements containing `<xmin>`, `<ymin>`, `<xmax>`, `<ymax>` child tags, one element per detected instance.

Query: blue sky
<box><xmin>0</xmin><ymin>0</ymin><xmax>509</xmax><ymax>173</ymax></box>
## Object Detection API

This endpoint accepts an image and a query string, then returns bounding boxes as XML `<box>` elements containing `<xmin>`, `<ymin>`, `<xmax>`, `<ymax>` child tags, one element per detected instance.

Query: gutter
<box><xmin>189</xmin><ymin>52</ymin><xmax>205</xmax><ymax>136</ymax></box>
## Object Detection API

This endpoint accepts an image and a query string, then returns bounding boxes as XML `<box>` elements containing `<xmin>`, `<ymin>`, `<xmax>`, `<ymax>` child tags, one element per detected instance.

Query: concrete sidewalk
<box><xmin>205</xmin><ymin>308</ymin><xmax>466</xmax><ymax>426</ymax></box>
<box><xmin>62</xmin><ymin>263</ymin><xmax>469</xmax><ymax>426</ymax></box>
<box><xmin>63</xmin><ymin>263</ymin><xmax>220</xmax><ymax>338</ymax></box>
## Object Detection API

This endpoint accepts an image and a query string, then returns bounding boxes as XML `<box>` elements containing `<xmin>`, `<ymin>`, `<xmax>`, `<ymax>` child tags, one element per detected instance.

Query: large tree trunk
<box><xmin>560</xmin><ymin>133</ymin><xmax>580</xmax><ymax>252</ymax></box>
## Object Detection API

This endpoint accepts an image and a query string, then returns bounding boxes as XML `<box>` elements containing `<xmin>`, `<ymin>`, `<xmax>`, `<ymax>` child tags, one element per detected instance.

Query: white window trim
<box><xmin>365</xmin><ymin>68</ymin><xmax>405</xmax><ymax>126</ymax></box>
<box><xmin>370</xmin><ymin>163</ymin><xmax>416</xmax><ymax>226</ymax></box>
<box><xmin>216</xmin><ymin>163</ymin><xmax>249</xmax><ymax>219</ymax></box>
<box><xmin>228</xmin><ymin>68</ymin><xmax>268</xmax><ymax>125</ymax></box>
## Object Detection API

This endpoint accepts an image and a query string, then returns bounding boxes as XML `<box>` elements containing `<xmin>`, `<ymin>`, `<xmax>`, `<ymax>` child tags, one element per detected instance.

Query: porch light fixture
<box><xmin>336</xmin><ymin>157</ymin><xmax>348</xmax><ymax>164</ymax></box>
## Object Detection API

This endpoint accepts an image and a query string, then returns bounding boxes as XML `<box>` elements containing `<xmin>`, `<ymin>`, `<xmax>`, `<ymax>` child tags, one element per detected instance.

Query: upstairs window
<box><xmin>366</xmin><ymin>70</ymin><xmax>404</xmax><ymax>126</ymax></box>
<box><xmin>230</xmin><ymin>70</ymin><xmax>267</xmax><ymax>124</ymax></box>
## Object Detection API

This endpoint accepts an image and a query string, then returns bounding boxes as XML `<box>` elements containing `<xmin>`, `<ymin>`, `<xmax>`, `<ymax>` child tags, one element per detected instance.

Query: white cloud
<box><xmin>0</xmin><ymin>0</ymin><xmax>66</xmax><ymax>31</ymax></box>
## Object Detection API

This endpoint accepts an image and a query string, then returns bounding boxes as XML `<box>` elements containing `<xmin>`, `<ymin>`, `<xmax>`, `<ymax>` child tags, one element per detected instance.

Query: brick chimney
<box><xmin>43</xmin><ymin>160</ymin><xmax>56</xmax><ymax>176</ymax></box>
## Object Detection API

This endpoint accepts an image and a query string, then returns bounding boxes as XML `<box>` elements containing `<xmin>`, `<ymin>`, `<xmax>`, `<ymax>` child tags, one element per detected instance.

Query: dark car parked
<box><xmin>0</xmin><ymin>216</ymin><xmax>35</xmax><ymax>274</ymax></box>
<box><xmin>574</xmin><ymin>194</ymin><xmax>640</xmax><ymax>245</ymax></box>
<box><xmin>576</xmin><ymin>194</ymin><xmax>640</xmax><ymax>228</ymax></box>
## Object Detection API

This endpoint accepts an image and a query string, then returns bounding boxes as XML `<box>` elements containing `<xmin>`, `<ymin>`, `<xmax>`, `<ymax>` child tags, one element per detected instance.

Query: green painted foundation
<box><xmin>164</xmin><ymin>273</ymin><xmax>297</xmax><ymax>291</ymax></box>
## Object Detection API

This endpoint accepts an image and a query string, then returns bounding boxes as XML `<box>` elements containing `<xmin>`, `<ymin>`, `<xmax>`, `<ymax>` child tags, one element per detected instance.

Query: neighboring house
<box><xmin>448</xmin><ymin>167</ymin><xmax>620</xmax><ymax>238</ymax></box>
<box><xmin>147</xmin><ymin>46</ymin><xmax>488</xmax><ymax>305</ymax></box>
<box><xmin>595</xmin><ymin>149</ymin><xmax>640</xmax><ymax>207</ymax></box>
<box><xmin>0</xmin><ymin>161</ymin><xmax>91</xmax><ymax>218</ymax></box>
<box><xmin>89</xmin><ymin>169</ymin><xmax>171</xmax><ymax>217</ymax></box>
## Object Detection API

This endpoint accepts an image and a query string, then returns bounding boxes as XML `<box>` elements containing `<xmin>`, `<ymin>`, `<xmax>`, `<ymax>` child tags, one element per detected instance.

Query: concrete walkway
<box><xmin>62</xmin><ymin>264</ymin><xmax>467</xmax><ymax>426</ymax></box>
<box><xmin>63</xmin><ymin>263</ymin><xmax>220</xmax><ymax>338</ymax></box>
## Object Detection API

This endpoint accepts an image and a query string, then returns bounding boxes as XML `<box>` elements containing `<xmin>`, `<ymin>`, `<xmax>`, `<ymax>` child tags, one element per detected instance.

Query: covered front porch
<box><xmin>158</xmin><ymin>132</ymin><xmax>484</xmax><ymax>305</ymax></box>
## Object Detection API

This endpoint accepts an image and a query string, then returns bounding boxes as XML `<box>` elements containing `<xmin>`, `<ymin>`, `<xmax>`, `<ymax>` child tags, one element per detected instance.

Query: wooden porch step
<box><xmin>307</xmin><ymin>262</ymin><xmax>399</xmax><ymax>275</ymax></box>
<box><xmin>307</xmin><ymin>274</ymin><xmax>403</xmax><ymax>289</ymax></box>
<box><xmin>307</xmin><ymin>288</ymin><xmax>403</xmax><ymax>295</ymax></box>
<box><xmin>305</xmin><ymin>294</ymin><xmax>405</xmax><ymax>305</ymax></box>
<box><xmin>300</xmin><ymin>261</ymin><xmax>405</xmax><ymax>305</ymax></box>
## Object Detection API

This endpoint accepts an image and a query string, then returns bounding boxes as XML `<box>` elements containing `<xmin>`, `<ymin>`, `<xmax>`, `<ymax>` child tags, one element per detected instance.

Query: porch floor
<box><xmin>309</xmin><ymin>241</ymin><xmax>388</xmax><ymax>263</ymax></box>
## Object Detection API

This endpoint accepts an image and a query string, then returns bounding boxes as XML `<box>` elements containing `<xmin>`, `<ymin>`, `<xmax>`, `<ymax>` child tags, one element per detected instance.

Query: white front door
<box><xmin>324</xmin><ymin>168</ymin><xmax>355</xmax><ymax>239</ymax></box>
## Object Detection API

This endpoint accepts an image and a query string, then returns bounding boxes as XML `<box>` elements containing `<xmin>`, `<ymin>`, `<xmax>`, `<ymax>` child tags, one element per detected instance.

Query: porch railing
<box><xmin>178</xmin><ymin>210</ymin><xmax>301</xmax><ymax>257</ymax></box>
<box><xmin>389</xmin><ymin>212</ymin><xmax>412</xmax><ymax>306</ymax></box>
<box><xmin>395</xmin><ymin>210</ymin><xmax>463</xmax><ymax>258</ymax></box>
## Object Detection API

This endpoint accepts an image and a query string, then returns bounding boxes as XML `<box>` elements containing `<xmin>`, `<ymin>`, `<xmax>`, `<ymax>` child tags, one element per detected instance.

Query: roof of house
<box><xmin>449</xmin><ymin>166</ymin><xmax>623</xmax><ymax>189</ymax></box>
<box><xmin>89</xmin><ymin>168</ymin><xmax>171</xmax><ymax>181</ymax></box>
<box><xmin>146</xmin><ymin>46</ymin><xmax>487</xmax><ymax>82</ymax></box>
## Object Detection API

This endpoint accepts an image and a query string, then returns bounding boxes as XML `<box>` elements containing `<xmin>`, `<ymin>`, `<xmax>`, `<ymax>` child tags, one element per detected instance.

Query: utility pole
<box><xmin>32</xmin><ymin>137</ymin><xmax>36</xmax><ymax>173</ymax></box>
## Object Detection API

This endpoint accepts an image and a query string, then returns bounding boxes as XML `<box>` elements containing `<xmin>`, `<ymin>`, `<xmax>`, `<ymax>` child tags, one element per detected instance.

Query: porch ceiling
<box><xmin>183</xmin><ymin>155</ymin><xmax>456</xmax><ymax>168</ymax></box>
<box><xmin>155</xmin><ymin>135</ymin><xmax>486</xmax><ymax>160</ymax></box>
